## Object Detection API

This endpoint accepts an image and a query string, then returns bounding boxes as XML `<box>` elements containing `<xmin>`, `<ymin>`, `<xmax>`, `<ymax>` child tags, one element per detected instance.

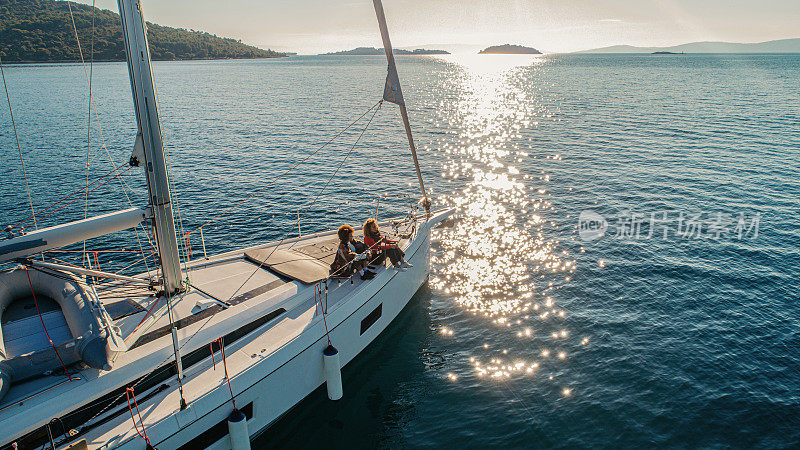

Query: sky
<box><xmin>78</xmin><ymin>0</ymin><xmax>800</xmax><ymax>54</ymax></box>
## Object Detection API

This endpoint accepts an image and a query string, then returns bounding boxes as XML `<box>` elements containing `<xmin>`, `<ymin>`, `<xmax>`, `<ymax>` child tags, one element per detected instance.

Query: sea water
<box><xmin>1</xmin><ymin>53</ymin><xmax>799</xmax><ymax>448</ymax></box>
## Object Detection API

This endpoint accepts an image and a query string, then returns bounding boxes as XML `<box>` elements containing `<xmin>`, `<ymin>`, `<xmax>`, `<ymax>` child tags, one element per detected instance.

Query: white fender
<box><xmin>323</xmin><ymin>344</ymin><xmax>343</xmax><ymax>401</ymax></box>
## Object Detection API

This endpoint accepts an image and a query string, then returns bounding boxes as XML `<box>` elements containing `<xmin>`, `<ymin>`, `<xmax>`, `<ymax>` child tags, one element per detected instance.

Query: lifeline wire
<box><xmin>72</xmin><ymin>100</ymin><xmax>387</xmax><ymax>438</ymax></box>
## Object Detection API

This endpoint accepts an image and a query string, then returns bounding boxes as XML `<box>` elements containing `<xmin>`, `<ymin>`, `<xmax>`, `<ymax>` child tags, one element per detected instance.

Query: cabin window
<box><xmin>360</xmin><ymin>303</ymin><xmax>383</xmax><ymax>335</ymax></box>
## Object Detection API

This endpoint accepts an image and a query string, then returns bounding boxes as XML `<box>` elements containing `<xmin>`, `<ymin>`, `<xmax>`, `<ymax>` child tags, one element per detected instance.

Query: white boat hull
<box><xmin>121</xmin><ymin>217</ymin><xmax>435</xmax><ymax>450</ymax></box>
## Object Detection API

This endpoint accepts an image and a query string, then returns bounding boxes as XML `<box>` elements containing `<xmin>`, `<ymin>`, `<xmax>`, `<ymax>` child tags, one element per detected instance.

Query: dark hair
<box><xmin>338</xmin><ymin>224</ymin><xmax>354</xmax><ymax>242</ymax></box>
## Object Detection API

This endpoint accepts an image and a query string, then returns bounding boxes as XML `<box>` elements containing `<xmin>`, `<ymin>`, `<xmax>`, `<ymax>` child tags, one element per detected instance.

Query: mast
<box><xmin>118</xmin><ymin>0</ymin><xmax>183</xmax><ymax>293</ymax></box>
<box><xmin>372</xmin><ymin>0</ymin><xmax>431</xmax><ymax>214</ymax></box>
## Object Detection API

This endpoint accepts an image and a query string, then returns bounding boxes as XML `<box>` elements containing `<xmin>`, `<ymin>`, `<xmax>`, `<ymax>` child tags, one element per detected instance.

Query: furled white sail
<box><xmin>373</xmin><ymin>0</ymin><xmax>405</xmax><ymax>106</ymax></box>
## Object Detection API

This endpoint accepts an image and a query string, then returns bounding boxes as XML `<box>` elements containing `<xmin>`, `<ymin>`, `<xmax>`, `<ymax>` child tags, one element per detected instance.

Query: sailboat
<box><xmin>0</xmin><ymin>0</ymin><xmax>451</xmax><ymax>448</ymax></box>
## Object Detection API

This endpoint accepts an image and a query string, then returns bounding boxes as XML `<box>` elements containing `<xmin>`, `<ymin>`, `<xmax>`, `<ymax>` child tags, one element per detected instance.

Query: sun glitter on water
<box><xmin>430</xmin><ymin>53</ymin><xmax>583</xmax><ymax>396</ymax></box>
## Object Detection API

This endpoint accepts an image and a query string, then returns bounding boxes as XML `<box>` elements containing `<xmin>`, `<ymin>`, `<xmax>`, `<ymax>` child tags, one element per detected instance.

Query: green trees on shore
<box><xmin>0</xmin><ymin>0</ymin><xmax>285</xmax><ymax>62</ymax></box>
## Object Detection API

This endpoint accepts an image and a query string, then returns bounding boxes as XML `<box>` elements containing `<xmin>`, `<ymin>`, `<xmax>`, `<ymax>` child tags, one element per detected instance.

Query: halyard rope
<box><xmin>1</xmin><ymin>56</ymin><xmax>38</xmax><ymax>232</ymax></box>
<box><xmin>71</xmin><ymin>100</ymin><xmax>387</xmax><ymax>437</ymax></box>
<box><xmin>67</xmin><ymin>2</ymin><xmax>157</xmax><ymax>278</ymax></box>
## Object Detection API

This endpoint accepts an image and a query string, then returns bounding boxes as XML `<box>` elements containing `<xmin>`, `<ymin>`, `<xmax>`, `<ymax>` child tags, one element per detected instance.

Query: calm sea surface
<box><xmin>1</xmin><ymin>54</ymin><xmax>799</xmax><ymax>448</ymax></box>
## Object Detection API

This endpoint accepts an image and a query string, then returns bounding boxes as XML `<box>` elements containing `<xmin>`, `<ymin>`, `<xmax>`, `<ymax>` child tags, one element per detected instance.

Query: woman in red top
<box><xmin>331</xmin><ymin>225</ymin><xmax>375</xmax><ymax>280</ymax></box>
<box><xmin>363</xmin><ymin>218</ymin><xmax>411</xmax><ymax>268</ymax></box>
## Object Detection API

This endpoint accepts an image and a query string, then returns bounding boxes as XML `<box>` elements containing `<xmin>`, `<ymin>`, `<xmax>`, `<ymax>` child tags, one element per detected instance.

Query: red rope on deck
<box><xmin>24</xmin><ymin>267</ymin><xmax>73</xmax><ymax>381</ymax></box>
<box><xmin>210</xmin><ymin>341</ymin><xmax>217</xmax><ymax>370</ymax></box>
<box><xmin>211</xmin><ymin>337</ymin><xmax>236</xmax><ymax>410</ymax></box>
<box><xmin>125</xmin><ymin>387</ymin><xmax>152</xmax><ymax>447</ymax></box>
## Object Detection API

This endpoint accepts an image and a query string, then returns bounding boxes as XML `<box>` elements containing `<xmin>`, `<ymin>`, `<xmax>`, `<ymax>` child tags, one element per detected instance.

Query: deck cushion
<box><xmin>244</xmin><ymin>248</ymin><xmax>330</xmax><ymax>284</ymax></box>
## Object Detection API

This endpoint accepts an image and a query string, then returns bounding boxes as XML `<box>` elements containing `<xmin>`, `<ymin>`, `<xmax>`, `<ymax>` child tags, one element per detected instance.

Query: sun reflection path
<box><xmin>429</xmin><ymin>54</ymin><xmax>584</xmax><ymax>397</ymax></box>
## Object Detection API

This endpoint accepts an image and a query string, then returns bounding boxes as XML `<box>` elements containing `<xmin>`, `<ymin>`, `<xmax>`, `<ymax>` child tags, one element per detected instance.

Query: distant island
<box><xmin>322</xmin><ymin>47</ymin><xmax>449</xmax><ymax>56</ymax></box>
<box><xmin>0</xmin><ymin>0</ymin><xmax>287</xmax><ymax>62</ymax></box>
<box><xmin>576</xmin><ymin>38</ymin><xmax>800</xmax><ymax>54</ymax></box>
<box><xmin>479</xmin><ymin>44</ymin><xmax>541</xmax><ymax>54</ymax></box>
<box><xmin>652</xmin><ymin>51</ymin><xmax>682</xmax><ymax>55</ymax></box>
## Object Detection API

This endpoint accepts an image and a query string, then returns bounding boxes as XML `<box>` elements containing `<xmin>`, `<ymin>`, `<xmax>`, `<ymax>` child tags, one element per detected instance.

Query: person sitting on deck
<box><xmin>363</xmin><ymin>218</ymin><xmax>411</xmax><ymax>269</ymax></box>
<box><xmin>331</xmin><ymin>225</ymin><xmax>375</xmax><ymax>280</ymax></box>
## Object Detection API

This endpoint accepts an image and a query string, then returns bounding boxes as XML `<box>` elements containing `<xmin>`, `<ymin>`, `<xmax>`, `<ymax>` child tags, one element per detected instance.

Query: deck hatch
<box><xmin>360</xmin><ymin>303</ymin><xmax>383</xmax><ymax>335</ymax></box>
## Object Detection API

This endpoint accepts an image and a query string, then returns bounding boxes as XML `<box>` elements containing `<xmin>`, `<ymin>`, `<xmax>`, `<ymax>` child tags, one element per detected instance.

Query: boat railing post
<box><xmin>200</xmin><ymin>226</ymin><xmax>208</xmax><ymax>260</ymax></box>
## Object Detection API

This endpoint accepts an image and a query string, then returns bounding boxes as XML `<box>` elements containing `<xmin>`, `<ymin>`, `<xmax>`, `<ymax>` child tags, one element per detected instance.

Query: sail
<box><xmin>383</xmin><ymin>61</ymin><xmax>404</xmax><ymax>106</ymax></box>
<box><xmin>373</xmin><ymin>0</ymin><xmax>429</xmax><ymax>211</ymax></box>
<box><xmin>373</xmin><ymin>0</ymin><xmax>405</xmax><ymax>106</ymax></box>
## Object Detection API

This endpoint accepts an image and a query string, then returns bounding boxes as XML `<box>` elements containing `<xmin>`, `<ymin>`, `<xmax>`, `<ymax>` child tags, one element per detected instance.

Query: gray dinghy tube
<box><xmin>0</xmin><ymin>265</ymin><xmax>125</xmax><ymax>402</ymax></box>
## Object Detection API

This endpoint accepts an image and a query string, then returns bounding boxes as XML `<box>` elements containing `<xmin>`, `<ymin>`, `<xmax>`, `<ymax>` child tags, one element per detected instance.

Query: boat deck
<box><xmin>0</xmin><ymin>217</ymin><xmax>417</xmax><ymax>448</ymax></box>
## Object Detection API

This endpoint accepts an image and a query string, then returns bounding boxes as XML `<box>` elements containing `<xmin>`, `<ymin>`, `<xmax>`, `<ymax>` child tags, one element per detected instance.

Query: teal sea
<box><xmin>1</xmin><ymin>54</ymin><xmax>799</xmax><ymax>448</ymax></box>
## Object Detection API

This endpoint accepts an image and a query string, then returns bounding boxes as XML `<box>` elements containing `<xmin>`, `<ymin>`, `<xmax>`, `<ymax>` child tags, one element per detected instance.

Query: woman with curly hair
<box><xmin>330</xmin><ymin>224</ymin><xmax>375</xmax><ymax>280</ymax></box>
<box><xmin>363</xmin><ymin>218</ymin><xmax>411</xmax><ymax>268</ymax></box>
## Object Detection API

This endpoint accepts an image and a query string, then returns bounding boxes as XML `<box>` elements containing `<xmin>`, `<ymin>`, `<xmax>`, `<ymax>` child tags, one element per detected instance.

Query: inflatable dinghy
<box><xmin>0</xmin><ymin>265</ymin><xmax>125</xmax><ymax>402</ymax></box>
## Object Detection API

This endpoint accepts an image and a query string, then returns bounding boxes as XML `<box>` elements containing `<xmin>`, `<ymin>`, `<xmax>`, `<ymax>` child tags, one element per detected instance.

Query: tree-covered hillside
<box><xmin>0</xmin><ymin>0</ymin><xmax>285</xmax><ymax>62</ymax></box>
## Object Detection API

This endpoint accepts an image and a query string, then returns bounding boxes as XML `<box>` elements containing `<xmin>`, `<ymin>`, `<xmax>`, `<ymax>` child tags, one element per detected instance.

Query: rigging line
<box><xmin>64</xmin><ymin>3</ymin><xmax>156</xmax><ymax>284</ymax></box>
<box><xmin>501</xmin><ymin>382</ymin><xmax>540</xmax><ymax>425</ymax></box>
<box><xmin>225</xmin><ymin>101</ymin><xmax>383</xmax><ymax>307</ymax></box>
<box><xmin>218</xmin><ymin>338</ymin><xmax>237</xmax><ymax>409</ymax></box>
<box><xmin>46</xmin><ymin>249</ymin><xmax>153</xmax><ymax>254</ymax></box>
<box><xmin>83</xmin><ymin>0</ymin><xmax>97</xmax><ymax>267</ymax></box>
<box><xmin>1</xmin><ymin>56</ymin><xmax>39</xmax><ymax>232</ymax></box>
<box><xmin>113</xmin><ymin>251</ymin><xmax>158</xmax><ymax>275</ymax></box>
<box><xmin>76</xmin><ymin>101</ymin><xmax>383</xmax><ymax>430</ymax></box>
<box><xmin>164</xmin><ymin>144</ymin><xmax>190</xmax><ymax>279</ymax></box>
<box><xmin>20</xmin><ymin>165</ymin><xmax>134</xmax><ymax>229</ymax></box>
<box><xmin>65</xmin><ymin>3</ymin><xmax>156</xmax><ymax>268</ymax></box>
<box><xmin>296</xmin><ymin>100</ymin><xmax>383</xmax><ymax>229</ymax></box>
<box><xmin>24</xmin><ymin>267</ymin><xmax>73</xmax><ymax>381</ymax></box>
<box><xmin>12</xmin><ymin>161</ymin><xmax>129</xmax><ymax>229</ymax></box>
<box><xmin>185</xmin><ymin>99</ymin><xmax>384</xmax><ymax>237</ymax></box>
<box><xmin>140</xmin><ymin>35</ymin><xmax>189</xmax><ymax>286</ymax></box>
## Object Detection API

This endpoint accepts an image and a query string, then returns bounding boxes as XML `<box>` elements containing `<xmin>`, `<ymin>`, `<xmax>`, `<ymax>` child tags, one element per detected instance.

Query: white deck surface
<box><xmin>0</xmin><ymin>212</ymin><xmax>447</xmax><ymax>449</ymax></box>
